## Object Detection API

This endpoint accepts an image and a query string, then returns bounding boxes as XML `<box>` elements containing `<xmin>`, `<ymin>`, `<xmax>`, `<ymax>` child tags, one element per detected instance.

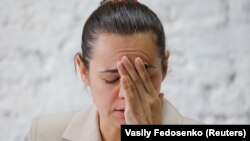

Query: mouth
<box><xmin>115</xmin><ymin>109</ymin><xmax>125</xmax><ymax>117</ymax></box>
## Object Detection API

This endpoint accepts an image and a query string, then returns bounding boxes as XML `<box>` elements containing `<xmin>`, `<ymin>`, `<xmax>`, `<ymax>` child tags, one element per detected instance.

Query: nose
<box><xmin>118</xmin><ymin>83</ymin><xmax>125</xmax><ymax>99</ymax></box>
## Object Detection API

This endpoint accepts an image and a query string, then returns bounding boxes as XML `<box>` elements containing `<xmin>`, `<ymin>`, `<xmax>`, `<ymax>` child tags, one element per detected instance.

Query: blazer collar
<box><xmin>162</xmin><ymin>98</ymin><xmax>183</xmax><ymax>124</ymax></box>
<box><xmin>62</xmin><ymin>105</ymin><xmax>102</xmax><ymax>141</ymax></box>
<box><xmin>62</xmin><ymin>98</ymin><xmax>183</xmax><ymax>140</ymax></box>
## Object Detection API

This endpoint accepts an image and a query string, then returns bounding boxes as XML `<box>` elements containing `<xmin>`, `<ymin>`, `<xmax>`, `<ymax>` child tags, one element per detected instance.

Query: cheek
<box><xmin>89</xmin><ymin>77</ymin><xmax>119</xmax><ymax>113</ymax></box>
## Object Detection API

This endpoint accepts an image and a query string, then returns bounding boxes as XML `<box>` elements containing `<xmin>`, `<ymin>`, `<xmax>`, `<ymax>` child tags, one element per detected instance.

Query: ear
<box><xmin>75</xmin><ymin>54</ymin><xmax>90</xmax><ymax>85</ymax></box>
<box><xmin>161</xmin><ymin>50</ymin><xmax>170</xmax><ymax>81</ymax></box>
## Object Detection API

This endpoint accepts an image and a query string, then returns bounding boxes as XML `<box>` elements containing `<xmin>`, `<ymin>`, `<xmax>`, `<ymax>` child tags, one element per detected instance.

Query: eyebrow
<box><xmin>100</xmin><ymin>64</ymin><xmax>156</xmax><ymax>73</ymax></box>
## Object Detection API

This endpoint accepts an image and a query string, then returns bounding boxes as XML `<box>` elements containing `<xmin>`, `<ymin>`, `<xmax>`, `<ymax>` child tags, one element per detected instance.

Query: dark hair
<box><xmin>78</xmin><ymin>1</ymin><xmax>166</xmax><ymax>69</ymax></box>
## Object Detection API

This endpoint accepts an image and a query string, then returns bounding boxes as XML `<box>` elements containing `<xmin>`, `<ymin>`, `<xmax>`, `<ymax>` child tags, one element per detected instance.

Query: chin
<box><xmin>112</xmin><ymin>118</ymin><xmax>126</xmax><ymax>128</ymax></box>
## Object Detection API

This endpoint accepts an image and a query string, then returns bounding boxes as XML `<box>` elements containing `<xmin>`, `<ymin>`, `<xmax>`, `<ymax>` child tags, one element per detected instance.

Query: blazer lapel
<box><xmin>162</xmin><ymin>98</ymin><xmax>183</xmax><ymax>124</ymax></box>
<box><xmin>62</xmin><ymin>105</ymin><xmax>102</xmax><ymax>141</ymax></box>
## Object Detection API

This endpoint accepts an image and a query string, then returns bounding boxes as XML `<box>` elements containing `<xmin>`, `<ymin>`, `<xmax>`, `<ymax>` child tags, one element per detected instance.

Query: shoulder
<box><xmin>35</xmin><ymin>111</ymin><xmax>77</xmax><ymax>133</ymax></box>
<box><xmin>37</xmin><ymin>110</ymin><xmax>76</xmax><ymax>124</ymax></box>
<box><xmin>25</xmin><ymin>107</ymin><xmax>94</xmax><ymax>141</ymax></box>
<box><xmin>182</xmin><ymin>117</ymin><xmax>203</xmax><ymax>124</ymax></box>
<box><xmin>162</xmin><ymin>98</ymin><xmax>202</xmax><ymax>125</ymax></box>
<box><xmin>25</xmin><ymin>111</ymin><xmax>77</xmax><ymax>141</ymax></box>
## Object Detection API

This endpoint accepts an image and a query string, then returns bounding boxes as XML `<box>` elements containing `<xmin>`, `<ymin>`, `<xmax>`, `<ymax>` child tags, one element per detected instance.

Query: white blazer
<box><xmin>25</xmin><ymin>99</ymin><xmax>201</xmax><ymax>141</ymax></box>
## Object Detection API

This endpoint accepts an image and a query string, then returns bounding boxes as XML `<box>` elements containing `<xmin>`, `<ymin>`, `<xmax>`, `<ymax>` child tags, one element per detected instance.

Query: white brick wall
<box><xmin>0</xmin><ymin>0</ymin><xmax>249</xmax><ymax>140</ymax></box>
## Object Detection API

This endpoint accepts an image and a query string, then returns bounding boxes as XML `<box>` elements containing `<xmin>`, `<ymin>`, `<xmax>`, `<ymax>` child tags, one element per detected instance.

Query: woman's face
<box><xmin>81</xmin><ymin>33</ymin><xmax>167</xmax><ymax>127</ymax></box>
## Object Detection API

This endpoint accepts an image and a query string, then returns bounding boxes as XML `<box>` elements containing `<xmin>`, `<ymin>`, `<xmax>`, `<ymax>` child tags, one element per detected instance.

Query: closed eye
<box><xmin>103</xmin><ymin>77</ymin><xmax>120</xmax><ymax>85</ymax></box>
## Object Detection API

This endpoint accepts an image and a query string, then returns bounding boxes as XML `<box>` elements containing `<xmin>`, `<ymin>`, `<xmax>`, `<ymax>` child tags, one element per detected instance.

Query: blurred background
<box><xmin>0</xmin><ymin>0</ymin><xmax>250</xmax><ymax>140</ymax></box>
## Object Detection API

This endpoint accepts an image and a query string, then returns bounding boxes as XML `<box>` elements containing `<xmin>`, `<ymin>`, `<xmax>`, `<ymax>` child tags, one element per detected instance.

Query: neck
<box><xmin>99</xmin><ymin>114</ymin><xmax>120</xmax><ymax>141</ymax></box>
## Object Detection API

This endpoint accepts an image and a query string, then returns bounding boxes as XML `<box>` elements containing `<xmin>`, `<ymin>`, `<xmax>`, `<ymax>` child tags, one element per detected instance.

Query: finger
<box><xmin>120</xmin><ymin>76</ymin><xmax>131</xmax><ymax>105</ymax></box>
<box><xmin>121</xmin><ymin>56</ymin><xmax>147</xmax><ymax>99</ymax></box>
<box><xmin>135</xmin><ymin>57</ymin><xmax>155</xmax><ymax>94</ymax></box>
<box><xmin>120</xmin><ymin>76</ymin><xmax>134</xmax><ymax>123</ymax></box>
<box><xmin>118</xmin><ymin>62</ymin><xmax>140</xmax><ymax>103</ymax></box>
<box><xmin>120</xmin><ymin>76</ymin><xmax>140</xmax><ymax>112</ymax></box>
<box><xmin>117</xmin><ymin>61</ymin><xmax>129</xmax><ymax>78</ymax></box>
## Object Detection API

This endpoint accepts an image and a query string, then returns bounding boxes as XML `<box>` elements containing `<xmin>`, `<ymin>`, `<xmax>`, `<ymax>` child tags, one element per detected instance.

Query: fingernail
<box><xmin>136</xmin><ymin>57</ymin><xmax>143</xmax><ymax>65</ymax></box>
<box><xmin>135</xmin><ymin>57</ymin><xmax>140</xmax><ymax>63</ymax></box>
<box><xmin>122</xmin><ymin>56</ymin><xmax>127</xmax><ymax>62</ymax></box>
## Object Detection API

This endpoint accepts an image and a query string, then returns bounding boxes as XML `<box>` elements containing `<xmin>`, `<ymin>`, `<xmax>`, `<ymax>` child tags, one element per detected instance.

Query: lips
<box><xmin>115</xmin><ymin>108</ymin><xmax>125</xmax><ymax>117</ymax></box>
<box><xmin>116</xmin><ymin>109</ymin><xmax>124</xmax><ymax>112</ymax></box>
<box><xmin>116</xmin><ymin>107</ymin><xmax>125</xmax><ymax>111</ymax></box>
<box><xmin>115</xmin><ymin>104</ymin><xmax>125</xmax><ymax>111</ymax></box>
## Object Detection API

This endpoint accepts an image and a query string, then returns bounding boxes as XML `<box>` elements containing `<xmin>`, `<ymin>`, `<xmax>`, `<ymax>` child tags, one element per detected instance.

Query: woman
<box><xmin>26</xmin><ymin>0</ymin><xmax>200</xmax><ymax>141</ymax></box>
